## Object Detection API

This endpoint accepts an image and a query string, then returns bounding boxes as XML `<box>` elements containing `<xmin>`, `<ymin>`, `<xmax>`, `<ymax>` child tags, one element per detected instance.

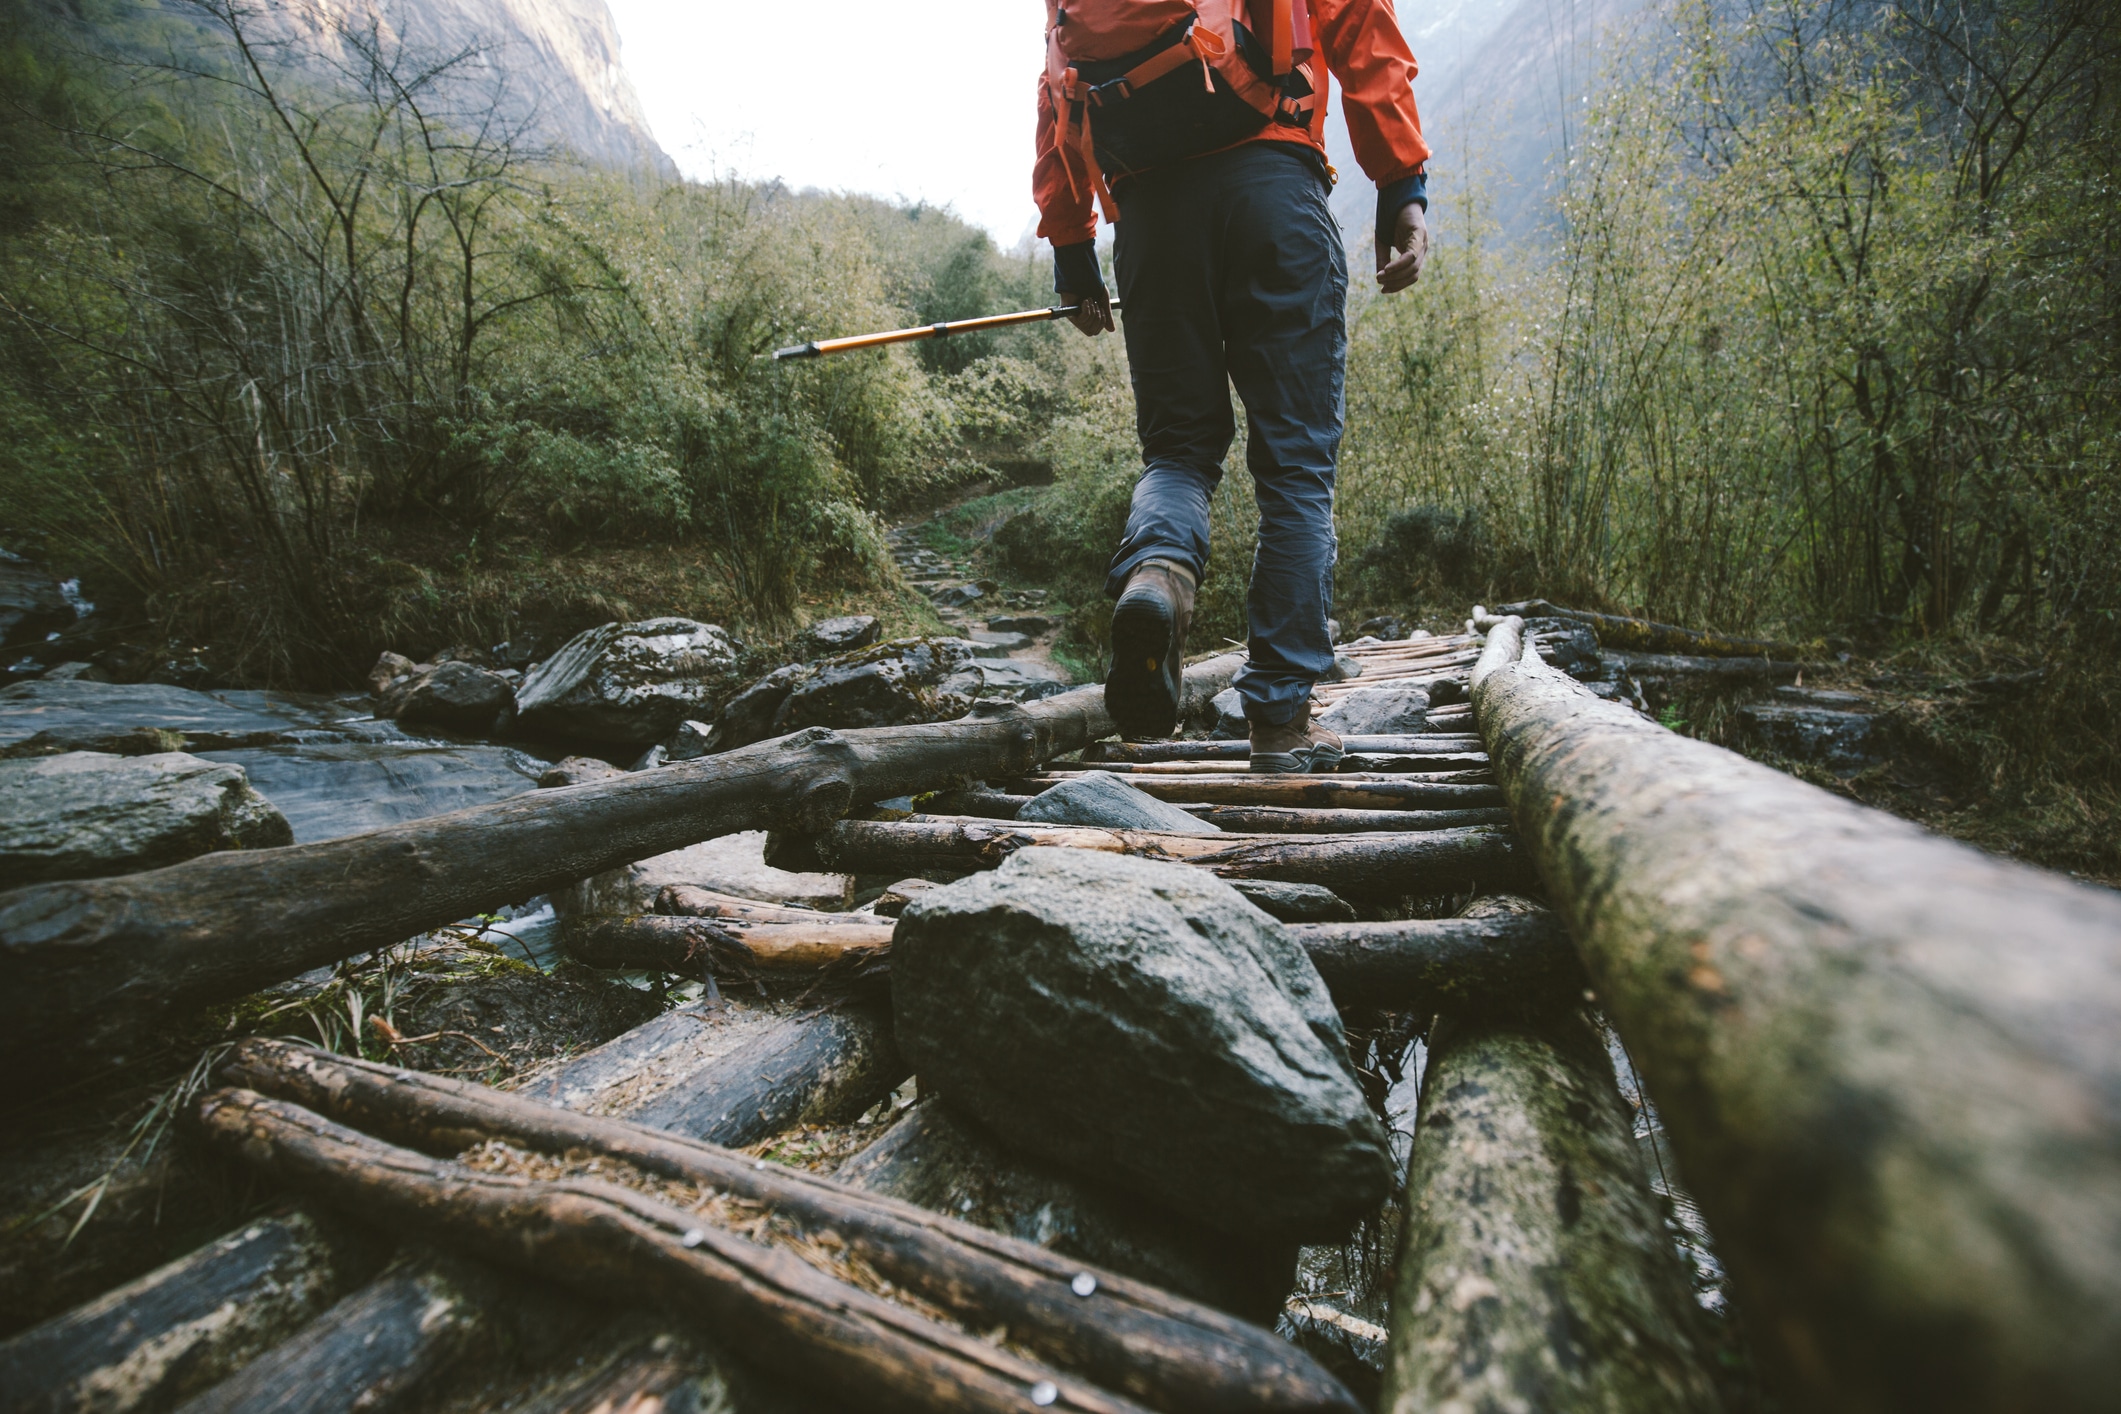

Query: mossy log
<box><xmin>813</xmin><ymin>819</ymin><xmax>1531</xmax><ymax>894</ymax></box>
<box><xmin>1473</xmin><ymin>621</ymin><xmax>2121</xmax><ymax>1409</ymax></box>
<box><xmin>213</xmin><ymin>1041</ymin><xmax>1359</xmax><ymax>1414</ymax></box>
<box><xmin>1491</xmin><ymin>600</ymin><xmax>1808</xmax><ymax>659</ymax></box>
<box><xmin>1082</xmin><ymin>738</ymin><xmax>1482</xmax><ymax>763</ymax></box>
<box><xmin>1049</xmin><ymin>755</ymin><xmax>1492</xmax><ymax>776</ymax></box>
<box><xmin>1185</xmin><ymin>806</ymin><xmax>1514</xmax><ymax>833</ymax></box>
<box><xmin>1607</xmin><ymin>651</ymin><xmax>1803</xmax><ymax>682</ymax></box>
<box><xmin>191</xmin><ymin>1088</ymin><xmax>1154</xmax><ymax>1414</ymax></box>
<box><xmin>1289</xmin><ymin>904</ymin><xmax>1583</xmax><ymax>1014</ymax></box>
<box><xmin>1013</xmin><ymin>776</ymin><xmax>1504</xmax><ymax>809</ymax></box>
<box><xmin>0</xmin><ymin>657</ymin><xmax>1244</xmax><ymax>1067</ymax></box>
<box><xmin>1379</xmin><ymin>1004</ymin><xmax>1722</xmax><ymax>1413</ymax></box>
<box><xmin>0</xmin><ymin>1209</ymin><xmax>379</xmax><ymax>1414</ymax></box>
<box><xmin>561</xmin><ymin>913</ymin><xmax>895</xmax><ymax>977</ymax></box>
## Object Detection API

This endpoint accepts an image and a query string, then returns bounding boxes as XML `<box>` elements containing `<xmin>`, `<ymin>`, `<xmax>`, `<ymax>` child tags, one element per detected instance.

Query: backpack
<box><xmin>1045</xmin><ymin>0</ymin><xmax>1317</xmax><ymax>220</ymax></box>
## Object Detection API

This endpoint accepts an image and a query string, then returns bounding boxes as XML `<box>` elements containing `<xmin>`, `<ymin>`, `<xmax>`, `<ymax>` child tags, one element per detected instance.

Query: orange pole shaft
<box><xmin>772</xmin><ymin>301</ymin><xmax>1120</xmax><ymax>361</ymax></box>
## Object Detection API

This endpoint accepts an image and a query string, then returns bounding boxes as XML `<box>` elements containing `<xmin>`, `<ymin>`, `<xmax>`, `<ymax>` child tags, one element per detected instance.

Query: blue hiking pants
<box><xmin>1103</xmin><ymin>142</ymin><xmax>1348</xmax><ymax>727</ymax></box>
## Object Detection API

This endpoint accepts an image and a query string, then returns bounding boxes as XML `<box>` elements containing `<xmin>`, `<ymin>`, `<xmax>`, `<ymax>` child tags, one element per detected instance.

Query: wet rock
<box><xmin>1208</xmin><ymin>686</ymin><xmax>1248</xmax><ymax>739</ymax></box>
<box><xmin>197</xmin><ymin>742</ymin><xmax>547</xmax><ymax>844</ymax></box>
<box><xmin>1017</xmin><ymin>772</ymin><xmax>1219</xmax><ymax>834</ymax></box>
<box><xmin>368</xmin><ymin>651</ymin><xmax>418</xmax><ymax>695</ymax></box>
<box><xmin>659</xmin><ymin>719</ymin><xmax>717</xmax><ymax>762</ymax></box>
<box><xmin>712</xmin><ymin>664</ymin><xmax>807</xmax><ymax>753</ymax></box>
<box><xmin>1323</xmin><ymin>654</ymin><xmax>1364</xmax><ymax>683</ymax></box>
<box><xmin>1232</xmin><ymin>880</ymin><xmax>1358</xmax><ymax>923</ymax></box>
<box><xmin>773</xmin><ymin>637</ymin><xmax>981</xmax><ymax>734</ymax></box>
<box><xmin>1317</xmin><ymin>685</ymin><xmax>1429</xmax><ymax>736</ymax></box>
<box><xmin>514</xmin><ymin>618</ymin><xmax>742</xmax><ymax>748</ymax></box>
<box><xmin>893</xmin><ymin>849</ymin><xmax>1395</xmax><ymax>1241</ymax></box>
<box><xmin>968</xmin><ymin>658</ymin><xmax>1068</xmax><ymax>702</ymax></box>
<box><xmin>538</xmin><ymin>756</ymin><xmax>626</xmax><ymax>788</ymax></box>
<box><xmin>929</xmin><ymin>583</ymin><xmax>985</xmax><ymax>608</ymax></box>
<box><xmin>1739</xmin><ymin>700</ymin><xmax>1880</xmax><ymax>773</ymax></box>
<box><xmin>0</xmin><ymin>680</ymin><xmax>331</xmax><ymax>755</ymax></box>
<box><xmin>0</xmin><ymin>750</ymin><xmax>292</xmax><ymax>885</ymax></box>
<box><xmin>1356</xmin><ymin>616</ymin><xmax>1408</xmax><ymax>642</ymax></box>
<box><xmin>41</xmin><ymin>662</ymin><xmax>97</xmax><ymax>682</ymax></box>
<box><xmin>557</xmin><ymin>830</ymin><xmax>853</xmax><ymax>915</ymax></box>
<box><xmin>985</xmin><ymin>615</ymin><xmax>1052</xmax><ymax>635</ymax></box>
<box><xmin>796</xmin><ymin>615</ymin><xmax>880</xmax><ymax>657</ymax></box>
<box><xmin>0</xmin><ymin>556</ymin><xmax>70</xmax><ymax>650</ymax></box>
<box><xmin>1523</xmin><ymin>618</ymin><xmax>1604</xmax><ymax>679</ymax></box>
<box><xmin>388</xmin><ymin>660</ymin><xmax>514</xmax><ymax>734</ymax></box>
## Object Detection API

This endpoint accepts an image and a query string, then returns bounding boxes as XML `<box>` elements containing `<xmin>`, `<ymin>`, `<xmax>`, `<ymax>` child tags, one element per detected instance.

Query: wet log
<box><xmin>190</xmin><ymin>1089</ymin><xmax>1152</xmax><ymax>1414</ymax></box>
<box><xmin>1379</xmin><ymin>1004</ymin><xmax>1722</xmax><ymax>1413</ymax></box>
<box><xmin>814</xmin><ymin>819</ymin><xmax>1531</xmax><ymax>894</ymax></box>
<box><xmin>1289</xmin><ymin>904</ymin><xmax>1584</xmax><ymax>1013</ymax></box>
<box><xmin>173</xmin><ymin>1254</ymin><xmax>505</xmax><ymax>1414</ymax></box>
<box><xmin>1184</xmin><ymin>806</ymin><xmax>1515</xmax><ymax>834</ymax></box>
<box><xmin>1011</xmin><ymin>776</ymin><xmax>1506</xmax><ymax>810</ymax></box>
<box><xmin>0</xmin><ymin>656</ymin><xmax>1246</xmax><ymax>1067</ymax></box>
<box><xmin>213</xmin><ymin>1041</ymin><xmax>1360</xmax><ymax>1414</ymax></box>
<box><xmin>1049</xmin><ymin>754</ymin><xmax>1491</xmax><ymax>776</ymax></box>
<box><xmin>0</xmin><ymin>1209</ymin><xmax>380</xmax><ymax>1414</ymax></box>
<box><xmin>1607</xmin><ymin>650</ymin><xmax>1803</xmax><ymax>682</ymax></box>
<box><xmin>561</xmin><ymin>913</ymin><xmax>894</xmax><ymax>977</ymax></box>
<box><xmin>1083</xmin><ymin>737</ymin><xmax>1482</xmax><ymax>763</ymax></box>
<box><xmin>1492</xmin><ymin>599</ymin><xmax>1808</xmax><ymax>659</ymax></box>
<box><xmin>1473</xmin><ymin>626</ymin><xmax>2121</xmax><ymax>1408</ymax></box>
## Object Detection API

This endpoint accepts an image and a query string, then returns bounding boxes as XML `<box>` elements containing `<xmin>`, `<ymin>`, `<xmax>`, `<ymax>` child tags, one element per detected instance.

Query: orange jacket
<box><xmin>1034</xmin><ymin>0</ymin><xmax>1431</xmax><ymax>249</ymax></box>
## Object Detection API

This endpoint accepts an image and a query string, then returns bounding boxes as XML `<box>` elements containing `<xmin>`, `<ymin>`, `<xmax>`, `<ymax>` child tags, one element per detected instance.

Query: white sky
<box><xmin>605</xmin><ymin>0</ymin><xmax>1052</xmax><ymax>247</ymax></box>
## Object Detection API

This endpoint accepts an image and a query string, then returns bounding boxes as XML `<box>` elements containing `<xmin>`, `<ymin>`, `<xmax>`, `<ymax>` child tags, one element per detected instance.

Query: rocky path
<box><xmin>886</xmin><ymin>519</ymin><xmax>1074</xmax><ymax>702</ymax></box>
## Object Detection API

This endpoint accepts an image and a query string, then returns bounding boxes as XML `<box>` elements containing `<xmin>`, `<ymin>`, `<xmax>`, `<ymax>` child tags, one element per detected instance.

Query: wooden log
<box><xmin>1492</xmin><ymin>599</ymin><xmax>1809</xmax><ymax>659</ymax></box>
<box><xmin>0</xmin><ymin>656</ymin><xmax>1247</xmax><ymax>1066</ymax></box>
<box><xmin>1050</xmin><ymin>754</ymin><xmax>1491</xmax><ymax>776</ymax></box>
<box><xmin>1378</xmin><ymin>1005</ymin><xmax>1722</xmax><ymax>1412</ymax></box>
<box><xmin>561</xmin><ymin>913</ymin><xmax>895</xmax><ymax>977</ymax></box>
<box><xmin>507</xmin><ymin>1327</ymin><xmax>739</xmax><ymax>1414</ymax></box>
<box><xmin>1014</xmin><ymin>776</ymin><xmax>1505</xmax><ymax>810</ymax></box>
<box><xmin>814</xmin><ymin>819</ymin><xmax>1531</xmax><ymax>894</ymax></box>
<box><xmin>1288</xmin><ymin>904</ymin><xmax>1584</xmax><ymax>1014</ymax></box>
<box><xmin>1607</xmin><ymin>650</ymin><xmax>1804</xmax><ymax>682</ymax></box>
<box><xmin>173</xmin><ymin>1254</ymin><xmax>504</xmax><ymax>1414</ymax></box>
<box><xmin>653</xmin><ymin>884</ymin><xmax>873</xmax><ymax>923</ymax></box>
<box><xmin>1185</xmin><ymin>806</ymin><xmax>1515</xmax><ymax>834</ymax></box>
<box><xmin>190</xmin><ymin>1089</ymin><xmax>1155</xmax><ymax>1414</ymax></box>
<box><xmin>1082</xmin><ymin>737</ymin><xmax>1481</xmax><ymax>763</ymax></box>
<box><xmin>213</xmin><ymin>1041</ymin><xmax>1360</xmax><ymax>1414</ymax></box>
<box><xmin>1473</xmin><ymin>629</ymin><xmax>2121</xmax><ymax>1407</ymax></box>
<box><xmin>0</xmin><ymin>1209</ymin><xmax>380</xmax><ymax>1414</ymax></box>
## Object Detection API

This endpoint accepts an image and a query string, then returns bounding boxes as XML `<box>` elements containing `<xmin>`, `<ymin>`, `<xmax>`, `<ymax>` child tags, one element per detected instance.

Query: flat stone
<box><xmin>1017</xmin><ymin>772</ymin><xmax>1220</xmax><ymax>834</ymax></box>
<box><xmin>515</xmin><ymin>618</ymin><xmax>742</xmax><ymax>748</ymax></box>
<box><xmin>797</xmin><ymin>615</ymin><xmax>881</xmax><ymax>656</ymax></box>
<box><xmin>197</xmin><ymin>742</ymin><xmax>547</xmax><ymax>843</ymax></box>
<box><xmin>1318</xmin><ymin>685</ymin><xmax>1430</xmax><ymax>736</ymax></box>
<box><xmin>1232</xmin><ymin>880</ymin><xmax>1358</xmax><ymax>923</ymax></box>
<box><xmin>967</xmin><ymin>658</ymin><xmax>1069</xmax><ymax>702</ymax></box>
<box><xmin>0</xmin><ymin>680</ymin><xmax>351</xmax><ymax>754</ymax></box>
<box><xmin>967</xmin><ymin>630</ymin><xmax>1032</xmax><ymax>653</ymax></box>
<box><xmin>0</xmin><ymin>751</ymin><xmax>292</xmax><ymax>885</ymax></box>
<box><xmin>985</xmin><ymin>615</ymin><xmax>1053</xmax><ymax>635</ymax></box>
<box><xmin>893</xmin><ymin>849</ymin><xmax>1395</xmax><ymax>1241</ymax></box>
<box><xmin>556</xmin><ymin>830</ymin><xmax>852</xmax><ymax>915</ymax></box>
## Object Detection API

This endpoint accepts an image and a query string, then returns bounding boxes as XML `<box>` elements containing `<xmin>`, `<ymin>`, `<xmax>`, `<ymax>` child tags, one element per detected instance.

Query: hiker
<box><xmin>1035</xmin><ymin>0</ymin><xmax>1429</xmax><ymax>771</ymax></box>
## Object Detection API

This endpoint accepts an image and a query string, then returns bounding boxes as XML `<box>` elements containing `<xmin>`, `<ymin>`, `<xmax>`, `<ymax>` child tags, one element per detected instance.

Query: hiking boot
<box><xmin>1105</xmin><ymin>559</ymin><xmax>1196</xmax><ymax>739</ymax></box>
<box><xmin>1249</xmin><ymin>705</ymin><xmax>1344</xmax><ymax>774</ymax></box>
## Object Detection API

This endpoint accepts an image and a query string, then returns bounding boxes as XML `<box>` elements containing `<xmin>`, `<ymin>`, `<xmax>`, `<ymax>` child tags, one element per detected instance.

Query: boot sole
<box><xmin>1106</xmin><ymin>593</ymin><xmax>1181</xmax><ymax>739</ymax></box>
<box><xmin>1249</xmin><ymin>742</ymin><xmax>1345</xmax><ymax>775</ymax></box>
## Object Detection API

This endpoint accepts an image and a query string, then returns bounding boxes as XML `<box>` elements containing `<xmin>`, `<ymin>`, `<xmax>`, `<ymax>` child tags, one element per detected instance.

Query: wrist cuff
<box><xmin>1375</xmin><ymin>171</ymin><xmax>1428</xmax><ymax>247</ymax></box>
<box><xmin>1053</xmin><ymin>242</ymin><xmax>1107</xmax><ymax>299</ymax></box>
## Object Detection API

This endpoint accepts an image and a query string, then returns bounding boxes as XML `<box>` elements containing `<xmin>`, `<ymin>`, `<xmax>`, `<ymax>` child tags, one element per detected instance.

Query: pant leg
<box><xmin>1104</xmin><ymin>164</ymin><xmax>1235</xmax><ymax>598</ymax></box>
<box><xmin>1216</xmin><ymin>146</ymin><xmax>1350</xmax><ymax>725</ymax></box>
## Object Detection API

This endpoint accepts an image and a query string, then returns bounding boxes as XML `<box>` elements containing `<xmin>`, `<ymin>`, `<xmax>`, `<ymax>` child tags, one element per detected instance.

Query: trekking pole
<box><xmin>770</xmin><ymin>300</ymin><xmax>1121</xmax><ymax>361</ymax></box>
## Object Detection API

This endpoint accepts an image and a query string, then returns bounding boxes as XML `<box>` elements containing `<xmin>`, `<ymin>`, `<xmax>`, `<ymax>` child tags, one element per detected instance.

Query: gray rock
<box><xmin>368</xmin><ymin>651</ymin><xmax>418</xmax><ymax>695</ymax></box>
<box><xmin>1209</xmin><ymin>686</ymin><xmax>1248</xmax><ymax>739</ymax></box>
<box><xmin>985</xmin><ymin>615</ymin><xmax>1052</xmax><ymax>635</ymax></box>
<box><xmin>1017</xmin><ymin>772</ymin><xmax>1220</xmax><ymax>834</ymax></box>
<box><xmin>1317</xmin><ymin>685</ymin><xmax>1430</xmax><ymax>736</ymax></box>
<box><xmin>42</xmin><ymin>662</ymin><xmax>97</xmax><ymax>682</ymax></box>
<box><xmin>971</xmin><ymin>658</ymin><xmax>1070</xmax><ymax>702</ymax></box>
<box><xmin>0</xmin><ymin>750</ymin><xmax>292</xmax><ymax>885</ymax></box>
<box><xmin>539</xmin><ymin>755</ymin><xmax>626</xmax><ymax>788</ymax></box>
<box><xmin>893</xmin><ymin>849</ymin><xmax>1395</xmax><ymax>1240</ymax></box>
<box><xmin>197</xmin><ymin>742</ymin><xmax>547</xmax><ymax>843</ymax></box>
<box><xmin>1523</xmin><ymin>618</ymin><xmax>1604</xmax><ymax>679</ymax></box>
<box><xmin>514</xmin><ymin>618</ymin><xmax>741</xmax><ymax>748</ymax></box>
<box><xmin>929</xmin><ymin>583</ymin><xmax>985</xmax><ymax>608</ymax></box>
<box><xmin>659</xmin><ymin>719</ymin><xmax>717</xmax><ymax>762</ymax></box>
<box><xmin>0</xmin><ymin>680</ymin><xmax>342</xmax><ymax>754</ymax></box>
<box><xmin>870</xmin><ymin>878</ymin><xmax>939</xmax><ymax>918</ymax></box>
<box><xmin>1232</xmin><ymin>880</ymin><xmax>1358</xmax><ymax>923</ymax></box>
<box><xmin>797</xmin><ymin>615</ymin><xmax>881</xmax><ymax>656</ymax></box>
<box><xmin>1323</xmin><ymin>654</ymin><xmax>1363</xmax><ymax>683</ymax></box>
<box><xmin>772</xmin><ymin>637</ymin><xmax>981</xmax><ymax>734</ymax></box>
<box><xmin>557</xmin><ymin>830</ymin><xmax>851</xmax><ymax>914</ymax></box>
<box><xmin>388</xmin><ymin>660</ymin><xmax>513</xmax><ymax>733</ymax></box>
<box><xmin>1356</xmin><ymin>616</ymin><xmax>1408</xmax><ymax>642</ymax></box>
<box><xmin>1739</xmin><ymin>702</ymin><xmax>1880</xmax><ymax>773</ymax></box>
<box><xmin>0</xmin><ymin>557</ymin><xmax>70</xmax><ymax>650</ymax></box>
<box><xmin>713</xmin><ymin>663</ymin><xmax>807</xmax><ymax>753</ymax></box>
<box><xmin>967</xmin><ymin>630</ymin><xmax>1031</xmax><ymax>654</ymax></box>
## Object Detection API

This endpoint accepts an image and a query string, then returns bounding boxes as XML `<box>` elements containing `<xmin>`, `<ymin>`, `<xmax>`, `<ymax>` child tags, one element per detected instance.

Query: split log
<box><xmin>508</xmin><ymin>1327</ymin><xmax>740</xmax><ymax>1414</ymax></box>
<box><xmin>172</xmin><ymin>1254</ymin><xmax>506</xmax><ymax>1414</ymax></box>
<box><xmin>653</xmin><ymin>884</ymin><xmax>869</xmax><ymax>922</ymax></box>
<box><xmin>1378</xmin><ymin>1004</ymin><xmax>1722</xmax><ymax>1413</ymax></box>
<box><xmin>1473</xmin><ymin>625</ymin><xmax>2121</xmax><ymax>1407</ymax></box>
<box><xmin>0</xmin><ymin>656</ymin><xmax>1244</xmax><ymax>1066</ymax></box>
<box><xmin>1289</xmin><ymin>904</ymin><xmax>1584</xmax><ymax>1013</ymax></box>
<box><xmin>1184</xmin><ymin>806</ymin><xmax>1515</xmax><ymax>834</ymax></box>
<box><xmin>812</xmin><ymin>818</ymin><xmax>1531</xmax><ymax>894</ymax></box>
<box><xmin>215</xmin><ymin>1040</ymin><xmax>1360</xmax><ymax>1414</ymax></box>
<box><xmin>561</xmin><ymin>913</ymin><xmax>894</xmax><ymax>977</ymax></box>
<box><xmin>1492</xmin><ymin>599</ymin><xmax>1808</xmax><ymax>660</ymax></box>
<box><xmin>1014</xmin><ymin>776</ymin><xmax>1505</xmax><ymax>810</ymax></box>
<box><xmin>190</xmin><ymin>1089</ymin><xmax>1154</xmax><ymax>1414</ymax></box>
<box><xmin>1607</xmin><ymin>650</ymin><xmax>1804</xmax><ymax>682</ymax></box>
<box><xmin>0</xmin><ymin>1209</ymin><xmax>380</xmax><ymax>1414</ymax></box>
<box><xmin>1082</xmin><ymin>737</ymin><xmax>1481</xmax><ymax>763</ymax></box>
<box><xmin>1049</xmin><ymin>754</ymin><xmax>1491</xmax><ymax>776</ymax></box>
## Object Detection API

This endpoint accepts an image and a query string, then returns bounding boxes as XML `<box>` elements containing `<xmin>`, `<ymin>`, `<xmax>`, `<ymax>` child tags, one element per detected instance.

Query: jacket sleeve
<box><xmin>1034</xmin><ymin>76</ymin><xmax>1098</xmax><ymax>248</ymax></box>
<box><xmin>1312</xmin><ymin>0</ymin><xmax>1431</xmax><ymax>187</ymax></box>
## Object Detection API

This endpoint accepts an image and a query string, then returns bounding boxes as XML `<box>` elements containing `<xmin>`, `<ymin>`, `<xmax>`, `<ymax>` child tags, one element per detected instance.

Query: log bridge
<box><xmin>2</xmin><ymin>610</ymin><xmax>2117</xmax><ymax>1413</ymax></box>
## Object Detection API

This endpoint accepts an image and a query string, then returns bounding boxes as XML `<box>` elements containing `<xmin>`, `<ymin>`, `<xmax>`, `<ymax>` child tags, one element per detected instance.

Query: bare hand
<box><xmin>1375</xmin><ymin>202</ymin><xmax>1430</xmax><ymax>293</ymax></box>
<box><xmin>1059</xmin><ymin>289</ymin><xmax>1114</xmax><ymax>336</ymax></box>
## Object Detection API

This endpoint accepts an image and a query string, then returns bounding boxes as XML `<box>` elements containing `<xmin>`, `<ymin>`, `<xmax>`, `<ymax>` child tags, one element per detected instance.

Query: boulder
<box><xmin>711</xmin><ymin>664</ymin><xmax>807</xmax><ymax>754</ymax></box>
<box><xmin>1355</xmin><ymin>616</ymin><xmax>1408</xmax><ymax>642</ymax></box>
<box><xmin>893</xmin><ymin>849</ymin><xmax>1395</xmax><ymax>1241</ymax></box>
<box><xmin>514</xmin><ymin>619</ymin><xmax>742</xmax><ymax>748</ymax></box>
<box><xmin>1317</xmin><ymin>685</ymin><xmax>1430</xmax><ymax>736</ymax></box>
<box><xmin>388</xmin><ymin>660</ymin><xmax>514</xmax><ymax>733</ymax></box>
<box><xmin>0</xmin><ymin>751</ymin><xmax>292</xmax><ymax>885</ymax></box>
<box><xmin>1323</xmin><ymin>654</ymin><xmax>1364</xmax><ymax>683</ymax></box>
<box><xmin>772</xmin><ymin>637</ymin><xmax>981</xmax><ymax>734</ymax></box>
<box><xmin>367</xmin><ymin>651</ymin><xmax>417</xmax><ymax>696</ymax></box>
<box><xmin>1017</xmin><ymin>772</ymin><xmax>1220</xmax><ymax>834</ymax></box>
<box><xmin>796</xmin><ymin>615</ymin><xmax>881</xmax><ymax>657</ymax></box>
<box><xmin>1208</xmin><ymin>686</ymin><xmax>1248</xmax><ymax>739</ymax></box>
<box><xmin>197</xmin><ymin>743</ymin><xmax>547</xmax><ymax>844</ymax></box>
<box><xmin>929</xmin><ymin>583</ymin><xmax>985</xmax><ymax>608</ymax></box>
<box><xmin>557</xmin><ymin>830</ymin><xmax>853</xmax><ymax>916</ymax></box>
<box><xmin>970</xmin><ymin>658</ymin><xmax>1069</xmax><ymax>702</ymax></box>
<box><xmin>1231</xmin><ymin>880</ymin><xmax>1358</xmax><ymax>923</ymax></box>
<box><xmin>0</xmin><ymin>556</ymin><xmax>70</xmax><ymax>650</ymax></box>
